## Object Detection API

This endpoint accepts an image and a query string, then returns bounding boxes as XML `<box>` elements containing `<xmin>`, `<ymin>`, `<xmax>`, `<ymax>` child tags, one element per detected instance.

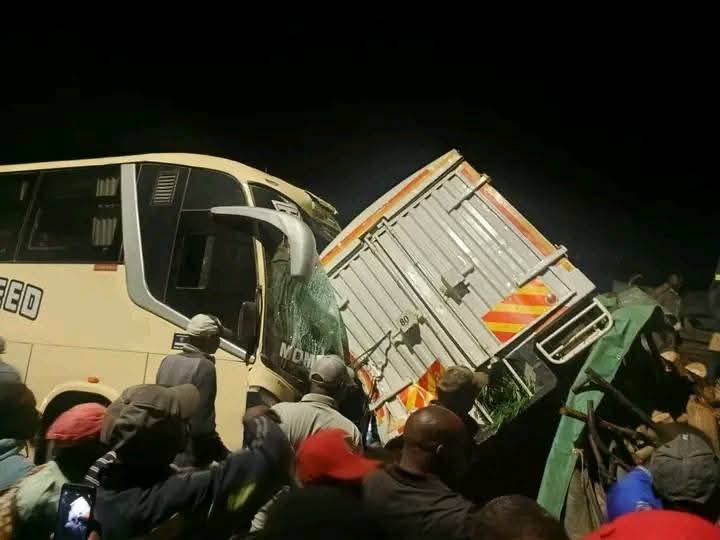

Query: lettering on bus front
<box><xmin>0</xmin><ymin>277</ymin><xmax>43</xmax><ymax>320</ymax></box>
<box><xmin>278</xmin><ymin>341</ymin><xmax>318</xmax><ymax>371</ymax></box>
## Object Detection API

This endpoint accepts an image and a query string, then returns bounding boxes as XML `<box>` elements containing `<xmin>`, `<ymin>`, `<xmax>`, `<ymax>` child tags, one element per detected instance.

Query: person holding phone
<box><xmin>54</xmin><ymin>483</ymin><xmax>97</xmax><ymax>540</ymax></box>
<box><xmin>88</xmin><ymin>384</ymin><xmax>291</xmax><ymax>540</ymax></box>
<box><xmin>14</xmin><ymin>403</ymin><xmax>107</xmax><ymax>539</ymax></box>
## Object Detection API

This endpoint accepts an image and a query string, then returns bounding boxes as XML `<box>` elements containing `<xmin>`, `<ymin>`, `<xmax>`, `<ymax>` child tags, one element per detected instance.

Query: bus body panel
<box><xmin>1</xmin><ymin>340</ymin><xmax>31</xmax><ymax>380</ymax></box>
<box><xmin>0</xmin><ymin>265</ymin><xmax>187</xmax><ymax>354</ymax></box>
<box><xmin>1</xmin><ymin>154</ymin><xmax>337</xmax><ymax>453</ymax></box>
<box><xmin>0</xmin><ymin>263</ymin><xmax>247</xmax><ymax>449</ymax></box>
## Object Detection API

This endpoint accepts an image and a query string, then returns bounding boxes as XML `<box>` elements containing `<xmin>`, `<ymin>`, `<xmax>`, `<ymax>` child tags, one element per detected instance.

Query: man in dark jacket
<box><xmin>363</xmin><ymin>405</ymin><xmax>478</xmax><ymax>540</ymax></box>
<box><xmin>89</xmin><ymin>384</ymin><xmax>292</xmax><ymax>540</ymax></box>
<box><xmin>156</xmin><ymin>314</ymin><xmax>229</xmax><ymax>467</ymax></box>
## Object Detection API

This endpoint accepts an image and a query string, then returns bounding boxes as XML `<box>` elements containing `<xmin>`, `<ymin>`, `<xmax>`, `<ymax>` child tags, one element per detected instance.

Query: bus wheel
<box><xmin>35</xmin><ymin>391</ymin><xmax>111</xmax><ymax>465</ymax></box>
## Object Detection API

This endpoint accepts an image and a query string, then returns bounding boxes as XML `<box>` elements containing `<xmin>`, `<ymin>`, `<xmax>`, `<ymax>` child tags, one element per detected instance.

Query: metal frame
<box><xmin>536</xmin><ymin>298</ymin><xmax>614</xmax><ymax>365</ymax></box>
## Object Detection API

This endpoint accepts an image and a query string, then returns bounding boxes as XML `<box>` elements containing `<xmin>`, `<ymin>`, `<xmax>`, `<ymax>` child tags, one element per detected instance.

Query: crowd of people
<box><xmin>3</xmin><ymin>314</ymin><xmax>720</xmax><ymax>539</ymax></box>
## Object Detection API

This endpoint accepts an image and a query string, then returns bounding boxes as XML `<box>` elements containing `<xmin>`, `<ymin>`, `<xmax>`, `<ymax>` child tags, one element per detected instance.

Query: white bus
<box><xmin>0</xmin><ymin>154</ymin><xmax>342</xmax><ymax>456</ymax></box>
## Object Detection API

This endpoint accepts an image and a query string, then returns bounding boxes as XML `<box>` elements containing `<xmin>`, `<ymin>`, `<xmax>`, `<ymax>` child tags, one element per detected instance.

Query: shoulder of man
<box><xmin>15</xmin><ymin>461</ymin><xmax>65</xmax><ymax>520</ymax></box>
<box><xmin>339</xmin><ymin>417</ymin><xmax>362</xmax><ymax>446</ymax></box>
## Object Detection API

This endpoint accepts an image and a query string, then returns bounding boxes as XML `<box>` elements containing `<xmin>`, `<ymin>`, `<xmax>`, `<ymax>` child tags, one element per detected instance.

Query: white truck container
<box><xmin>320</xmin><ymin>150</ymin><xmax>613</xmax><ymax>442</ymax></box>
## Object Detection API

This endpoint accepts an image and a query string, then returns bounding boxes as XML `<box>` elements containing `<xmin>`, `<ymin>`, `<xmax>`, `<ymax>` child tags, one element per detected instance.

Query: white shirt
<box><xmin>271</xmin><ymin>393</ymin><xmax>362</xmax><ymax>448</ymax></box>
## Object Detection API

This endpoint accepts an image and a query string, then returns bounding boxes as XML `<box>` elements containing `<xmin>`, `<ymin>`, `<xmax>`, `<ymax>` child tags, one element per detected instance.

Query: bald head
<box><xmin>401</xmin><ymin>405</ymin><xmax>468</xmax><ymax>479</ymax></box>
<box><xmin>404</xmin><ymin>405</ymin><xmax>465</xmax><ymax>449</ymax></box>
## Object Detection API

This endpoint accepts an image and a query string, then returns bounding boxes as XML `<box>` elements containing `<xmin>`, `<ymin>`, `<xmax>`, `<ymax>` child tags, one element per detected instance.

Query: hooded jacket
<box><xmin>90</xmin><ymin>417</ymin><xmax>291</xmax><ymax>540</ymax></box>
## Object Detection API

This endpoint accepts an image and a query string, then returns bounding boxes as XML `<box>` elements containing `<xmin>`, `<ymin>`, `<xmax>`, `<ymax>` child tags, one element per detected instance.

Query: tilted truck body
<box><xmin>319</xmin><ymin>150</ymin><xmax>613</xmax><ymax>443</ymax></box>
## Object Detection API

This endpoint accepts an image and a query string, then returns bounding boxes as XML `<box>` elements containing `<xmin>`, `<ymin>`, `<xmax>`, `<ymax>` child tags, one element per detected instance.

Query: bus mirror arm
<box><xmin>211</xmin><ymin>206</ymin><xmax>317</xmax><ymax>280</ymax></box>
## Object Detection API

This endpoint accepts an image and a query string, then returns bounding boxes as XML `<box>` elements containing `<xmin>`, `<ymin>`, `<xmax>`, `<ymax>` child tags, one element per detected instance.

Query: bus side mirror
<box><xmin>237</xmin><ymin>301</ymin><xmax>259</xmax><ymax>355</ymax></box>
<box><xmin>211</xmin><ymin>206</ymin><xmax>317</xmax><ymax>280</ymax></box>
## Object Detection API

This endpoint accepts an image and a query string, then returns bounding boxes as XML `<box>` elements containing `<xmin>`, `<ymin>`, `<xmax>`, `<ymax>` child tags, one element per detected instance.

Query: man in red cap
<box><xmin>14</xmin><ymin>402</ymin><xmax>107</xmax><ymax>538</ymax></box>
<box><xmin>296</xmin><ymin>428</ymin><xmax>380</xmax><ymax>494</ymax></box>
<box><xmin>584</xmin><ymin>510</ymin><xmax>720</xmax><ymax>539</ymax></box>
<box><xmin>252</xmin><ymin>428</ymin><xmax>381</xmax><ymax>535</ymax></box>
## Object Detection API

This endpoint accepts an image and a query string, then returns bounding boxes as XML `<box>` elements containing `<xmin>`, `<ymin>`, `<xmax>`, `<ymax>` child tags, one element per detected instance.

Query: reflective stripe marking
<box><xmin>483</xmin><ymin>311</ymin><xmax>539</xmax><ymax>325</ymax></box>
<box><xmin>516</xmin><ymin>285</ymin><xmax>548</xmax><ymax>296</ymax></box>
<box><xmin>492</xmin><ymin>303</ymin><xmax>548</xmax><ymax>315</ymax></box>
<box><xmin>482</xmin><ymin>278</ymin><xmax>553</xmax><ymax>343</ymax></box>
<box><xmin>480</xmin><ymin>184</ymin><xmax>555</xmax><ymax>257</ymax></box>
<box><xmin>396</xmin><ymin>360</ymin><xmax>445</xmax><ymax>414</ymax></box>
<box><xmin>484</xmin><ymin>321</ymin><xmax>528</xmax><ymax>333</ymax></box>
<box><xmin>321</xmin><ymin>168</ymin><xmax>431</xmax><ymax>265</ymax></box>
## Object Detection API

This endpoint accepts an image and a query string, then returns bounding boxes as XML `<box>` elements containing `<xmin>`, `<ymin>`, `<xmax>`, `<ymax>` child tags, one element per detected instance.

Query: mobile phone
<box><xmin>54</xmin><ymin>483</ymin><xmax>96</xmax><ymax>540</ymax></box>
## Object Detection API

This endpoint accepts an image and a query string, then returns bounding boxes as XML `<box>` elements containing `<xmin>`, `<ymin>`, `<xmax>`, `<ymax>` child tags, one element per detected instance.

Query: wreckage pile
<box><xmin>565</xmin><ymin>360</ymin><xmax>720</xmax><ymax>485</ymax></box>
<box><xmin>537</xmin><ymin>279</ymin><xmax>720</xmax><ymax>538</ymax></box>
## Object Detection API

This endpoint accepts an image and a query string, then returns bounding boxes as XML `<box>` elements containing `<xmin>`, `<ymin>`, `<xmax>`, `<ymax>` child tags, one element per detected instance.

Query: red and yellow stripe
<box><xmin>357</xmin><ymin>366</ymin><xmax>386</xmax><ymax>423</ymax></box>
<box><xmin>396</xmin><ymin>360</ymin><xmax>445</xmax><ymax>413</ymax></box>
<box><xmin>482</xmin><ymin>278</ymin><xmax>554</xmax><ymax>343</ymax></box>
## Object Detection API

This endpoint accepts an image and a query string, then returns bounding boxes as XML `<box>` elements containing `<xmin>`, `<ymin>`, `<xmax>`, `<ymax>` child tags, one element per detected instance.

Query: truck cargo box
<box><xmin>320</xmin><ymin>150</ymin><xmax>612</xmax><ymax>442</ymax></box>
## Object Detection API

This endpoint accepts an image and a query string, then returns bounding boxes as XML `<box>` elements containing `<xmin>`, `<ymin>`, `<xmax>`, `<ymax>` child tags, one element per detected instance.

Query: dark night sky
<box><xmin>1</xmin><ymin>30</ymin><xmax>716</xmax><ymax>292</ymax></box>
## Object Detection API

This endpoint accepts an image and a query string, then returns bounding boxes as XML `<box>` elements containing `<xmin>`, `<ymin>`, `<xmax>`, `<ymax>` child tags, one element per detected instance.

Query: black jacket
<box><xmin>363</xmin><ymin>465</ymin><xmax>478</xmax><ymax>540</ymax></box>
<box><xmin>94</xmin><ymin>418</ymin><xmax>290</xmax><ymax>540</ymax></box>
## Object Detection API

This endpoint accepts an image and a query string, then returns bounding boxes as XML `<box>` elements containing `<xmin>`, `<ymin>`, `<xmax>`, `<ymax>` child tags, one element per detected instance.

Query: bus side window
<box><xmin>0</xmin><ymin>173</ymin><xmax>36</xmax><ymax>261</ymax></box>
<box><xmin>136</xmin><ymin>163</ymin><xmax>256</xmax><ymax>345</ymax></box>
<box><xmin>17</xmin><ymin>166</ymin><xmax>122</xmax><ymax>262</ymax></box>
<box><xmin>164</xmin><ymin>167</ymin><xmax>255</xmax><ymax>339</ymax></box>
<box><xmin>136</xmin><ymin>164</ymin><xmax>191</xmax><ymax>301</ymax></box>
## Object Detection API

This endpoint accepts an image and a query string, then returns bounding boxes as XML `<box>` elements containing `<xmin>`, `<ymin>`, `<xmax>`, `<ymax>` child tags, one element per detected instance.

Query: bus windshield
<box><xmin>261</xmin><ymin>241</ymin><xmax>347</xmax><ymax>392</ymax></box>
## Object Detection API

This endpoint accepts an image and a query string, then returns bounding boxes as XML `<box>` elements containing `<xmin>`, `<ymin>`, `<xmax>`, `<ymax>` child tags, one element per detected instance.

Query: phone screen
<box><xmin>55</xmin><ymin>483</ymin><xmax>96</xmax><ymax>540</ymax></box>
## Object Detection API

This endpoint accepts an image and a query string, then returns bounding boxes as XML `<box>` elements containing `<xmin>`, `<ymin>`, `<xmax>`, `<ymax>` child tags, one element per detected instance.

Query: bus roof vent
<box><xmin>151</xmin><ymin>169</ymin><xmax>180</xmax><ymax>206</ymax></box>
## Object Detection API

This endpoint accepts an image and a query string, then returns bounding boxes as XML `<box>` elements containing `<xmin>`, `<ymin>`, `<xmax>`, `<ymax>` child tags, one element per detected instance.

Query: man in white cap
<box><xmin>249</xmin><ymin>354</ymin><xmax>361</xmax><ymax>532</ymax></box>
<box><xmin>156</xmin><ymin>314</ymin><xmax>229</xmax><ymax>467</ymax></box>
<box><xmin>271</xmin><ymin>354</ymin><xmax>361</xmax><ymax>448</ymax></box>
